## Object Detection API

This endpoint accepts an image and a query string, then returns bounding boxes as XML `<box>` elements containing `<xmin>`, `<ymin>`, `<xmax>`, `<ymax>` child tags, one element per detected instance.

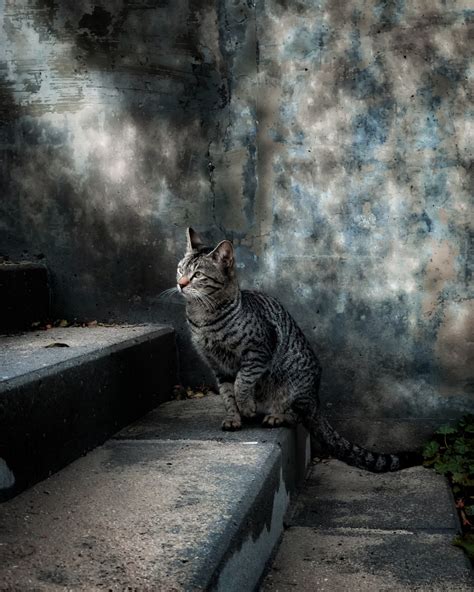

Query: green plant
<box><xmin>423</xmin><ymin>414</ymin><xmax>474</xmax><ymax>561</ymax></box>
<box><xmin>453</xmin><ymin>534</ymin><xmax>474</xmax><ymax>561</ymax></box>
<box><xmin>423</xmin><ymin>414</ymin><xmax>474</xmax><ymax>492</ymax></box>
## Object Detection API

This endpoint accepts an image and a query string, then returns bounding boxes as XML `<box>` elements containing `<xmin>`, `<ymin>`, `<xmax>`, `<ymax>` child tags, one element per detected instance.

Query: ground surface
<box><xmin>261</xmin><ymin>460</ymin><xmax>474</xmax><ymax>592</ymax></box>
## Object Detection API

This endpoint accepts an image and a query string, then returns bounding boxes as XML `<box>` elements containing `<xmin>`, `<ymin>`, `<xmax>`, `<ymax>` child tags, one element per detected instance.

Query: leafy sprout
<box><xmin>423</xmin><ymin>414</ymin><xmax>474</xmax><ymax>561</ymax></box>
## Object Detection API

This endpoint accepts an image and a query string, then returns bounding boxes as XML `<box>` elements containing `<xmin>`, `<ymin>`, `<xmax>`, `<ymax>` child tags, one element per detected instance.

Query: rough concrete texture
<box><xmin>117</xmin><ymin>395</ymin><xmax>311</xmax><ymax>487</ymax></box>
<box><xmin>0</xmin><ymin>323</ymin><xmax>171</xmax><ymax>381</ymax></box>
<box><xmin>261</xmin><ymin>459</ymin><xmax>473</xmax><ymax>592</ymax></box>
<box><xmin>261</xmin><ymin>528</ymin><xmax>473</xmax><ymax>592</ymax></box>
<box><xmin>0</xmin><ymin>2</ymin><xmax>472</xmax><ymax>436</ymax></box>
<box><xmin>0</xmin><ymin>324</ymin><xmax>177</xmax><ymax>497</ymax></box>
<box><xmin>291</xmin><ymin>460</ymin><xmax>457</xmax><ymax>530</ymax></box>
<box><xmin>0</xmin><ymin>396</ymin><xmax>307</xmax><ymax>591</ymax></box>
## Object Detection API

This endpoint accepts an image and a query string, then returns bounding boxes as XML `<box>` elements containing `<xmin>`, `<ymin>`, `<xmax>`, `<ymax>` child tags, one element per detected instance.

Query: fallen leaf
<box><xmin>172</xmin><ymin>385</ymin><xmax>187</xmax><ymax>400</ymax></box>
<box><xmin>189</xmin><ymin>392</ymin><xmax>205</xmax><ymax>399</ymax></box>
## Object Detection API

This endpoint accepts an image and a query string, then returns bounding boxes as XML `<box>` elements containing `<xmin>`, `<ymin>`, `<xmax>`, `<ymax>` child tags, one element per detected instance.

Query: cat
<box><xmin>176</xmin><ymin>228</ymin><xmax>421</xmax><ymax>472</ymax></box>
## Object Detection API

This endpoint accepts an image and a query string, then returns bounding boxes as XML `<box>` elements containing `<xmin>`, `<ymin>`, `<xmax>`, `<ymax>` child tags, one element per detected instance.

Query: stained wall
<box><xmin>1</xmin><ymin>1</ymin><xmax>472</xmax><ymax>438</ymax></box>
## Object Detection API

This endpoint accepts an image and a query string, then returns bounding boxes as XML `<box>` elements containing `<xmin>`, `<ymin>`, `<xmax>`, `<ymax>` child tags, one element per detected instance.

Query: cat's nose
<box><xmin>178</xmin><ymin>276</ymin><xmax>190</xmax><ymax>288</ymax></box>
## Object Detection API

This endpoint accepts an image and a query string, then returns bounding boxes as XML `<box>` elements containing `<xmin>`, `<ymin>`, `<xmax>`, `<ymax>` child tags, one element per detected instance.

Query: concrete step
<box><xmin>0</xmin><ymin>395</ymin><xmax>310</xmax><ymax>591</ymax></box>
<box><xmin>0</xmin><ymin>262</ymin><xmax>50</xmax><ymax>332</ymax></box>
<box><xmin>261</xmin><ymin>460</ymin><xmax>474</xmax><ymax>591</ymax></box>
<box><xmin>0</xmin><ymin>324</ymin><xmax>177</xmax><ymax>499</ymax></box>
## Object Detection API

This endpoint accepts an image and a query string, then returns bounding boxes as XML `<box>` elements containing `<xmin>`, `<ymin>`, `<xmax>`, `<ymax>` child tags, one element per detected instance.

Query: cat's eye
<box><xmin>193</xmin><ymin>271</ymin><xmax>202</xmax><ymax>278</ymax></box>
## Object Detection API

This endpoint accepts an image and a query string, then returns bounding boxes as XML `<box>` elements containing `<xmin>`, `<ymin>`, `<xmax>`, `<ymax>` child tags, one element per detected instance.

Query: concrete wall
<box><xmin>1</xmin><ymin>1</ymin><xmax>472</xmax><ymax>434</ymax></box>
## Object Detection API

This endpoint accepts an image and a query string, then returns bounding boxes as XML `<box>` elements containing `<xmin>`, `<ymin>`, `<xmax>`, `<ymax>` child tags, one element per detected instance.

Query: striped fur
<box><xmin>177</xmin><ymin>228</ymin><xmax>421</xmax><ymax>472</ymax></box>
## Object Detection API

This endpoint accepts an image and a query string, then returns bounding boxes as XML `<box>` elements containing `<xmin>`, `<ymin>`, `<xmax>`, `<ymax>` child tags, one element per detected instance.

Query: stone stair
<box><xmin>0</xmin><ymin>324</ymin><xmax>177</xmax><ymax>500</ymax></box>
<box><xmin>261</xmin><ymin>460</ymin><xmax>474</xmax><ymax>591</ymax></box>
<box><xmin>0</xmin><ymin>396</ymin><xmax>309</xmax><ymax>591</ymax></box>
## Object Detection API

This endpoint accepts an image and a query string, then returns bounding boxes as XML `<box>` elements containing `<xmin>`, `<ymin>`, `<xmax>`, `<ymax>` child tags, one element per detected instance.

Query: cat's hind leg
<box><xmin>262</xmin><ymin>411</ymin><xmax>298</xmax><ymax>428</ymax></box>
<box><xmin>260</xmin><ymin>369</ymin><xmax>321</xmax><ymax>428</ymax></box>
<box><xmin>259</xmin><ymin>384</ymin><xmax>298</xmax><ymax>428</ymax></box>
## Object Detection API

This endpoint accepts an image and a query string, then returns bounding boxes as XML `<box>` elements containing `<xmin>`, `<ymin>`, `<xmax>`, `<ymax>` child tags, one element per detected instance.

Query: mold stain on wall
<box><xmin>0</xmin><ymin>0</ymin><xmax>472</xmax><ymax>423</ymax></box>
<box><xmin>252</xmin><ymin>0</ymin><xmax>473</xmax><ymax>418</ymax></box>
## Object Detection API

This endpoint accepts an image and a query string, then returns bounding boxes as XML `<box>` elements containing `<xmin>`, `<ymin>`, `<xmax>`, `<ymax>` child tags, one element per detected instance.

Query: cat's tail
<box><xmin>302</xmin><ymin>411</ymin><xmax>423</xmax><ymax>472</ymax></box>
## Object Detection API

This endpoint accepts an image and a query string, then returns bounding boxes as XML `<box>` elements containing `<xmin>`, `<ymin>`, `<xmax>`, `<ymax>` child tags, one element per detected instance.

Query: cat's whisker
<box><xmin>203</xmin><ymin>294</ymin><xmax>218</xmax><ymax>312</ymax></box>
<box><xmin>158</xmin><ymin>287</ymin><xmax>180</xmax><ymax>301</ymax></box>
<box><xmin>195</xmin><ymin>292</ymin><xmax>209</xmax><ymax>309</ymax></box>
<box><xmin>193</xmin><ymin>291</ymin><xmax>218</xmax><ymax>312</ymax></box>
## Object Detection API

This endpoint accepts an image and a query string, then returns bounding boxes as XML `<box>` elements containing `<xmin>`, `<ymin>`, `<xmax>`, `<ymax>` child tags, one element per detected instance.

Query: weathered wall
<box><xmin>0</xmin><ymin>0</ymin><xmax>225</xmax><ymax>316</ymax></box>
<box><xmin>245</xmin><ymin>0</ymin><xmax>474</xmax><ymax>426</ymax></box>
<box><xmin>1</xmin><ymin>1</ymin><xmax>472</xmax><ymax>434</ymax></box>
<box><xmin>0</xmin><ymin>0</ymin><xmax>229</xmax><ymax>378</ymax></box>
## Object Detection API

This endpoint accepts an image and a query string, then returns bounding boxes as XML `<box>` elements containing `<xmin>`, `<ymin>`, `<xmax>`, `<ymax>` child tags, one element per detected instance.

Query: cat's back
<box><xmin>241</xmin><ymin>289</ymin><xmax>297</xmax><ymax>328</ymax></box>
<box><xmin>241</xmin><ymin>289</ymin><xmax>285</xmax><ymax>315</ymax></box>
<box><xmin>241</xmin><ymin>289</ymin><xmax>319</xmax><ymax>371</ymax></box>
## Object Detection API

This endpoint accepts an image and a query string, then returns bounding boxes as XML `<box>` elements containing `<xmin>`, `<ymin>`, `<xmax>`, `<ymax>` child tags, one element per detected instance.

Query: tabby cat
<box><xmin>176</xmin><ymin>228</ymin><xmax>421</xmax><ymax>472</ymax></box>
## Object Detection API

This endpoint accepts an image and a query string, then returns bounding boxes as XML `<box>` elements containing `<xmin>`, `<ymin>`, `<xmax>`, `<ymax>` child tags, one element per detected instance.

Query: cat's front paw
<box><xmin>221</xmin><ymin>416</ymin><xmax>242</xmax><ymax>431</ymax></box>
<box><xmin>237</xmin><ymin>398</ymin><xmax>257</xmax><ymax>419</ymax></box>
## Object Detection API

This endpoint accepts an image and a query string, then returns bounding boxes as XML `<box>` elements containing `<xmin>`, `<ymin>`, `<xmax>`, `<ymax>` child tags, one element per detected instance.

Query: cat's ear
<box><xmin>186</xmin><ymin>227</ymin><xmax>204</xmax><ymax>252</ymax></box>
<box><xmin>210</xmin><ymin>240</ymin><xmax>234</xmax><ymax>269</ymax></box>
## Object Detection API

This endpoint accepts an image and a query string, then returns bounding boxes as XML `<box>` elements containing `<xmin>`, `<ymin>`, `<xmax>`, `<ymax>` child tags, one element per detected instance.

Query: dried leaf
<box><xmin>172</xmin><ymin>385</ymin><xmax>187</xmax><ymax>400</ymax></box>
<box><xmin>190</xmin><ymin>392</ymin><xmax>205</xmax><ymax>399</ymax></box>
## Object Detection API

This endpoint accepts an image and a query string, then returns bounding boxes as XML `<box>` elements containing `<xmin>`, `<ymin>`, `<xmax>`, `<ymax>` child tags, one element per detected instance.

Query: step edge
<box><xmin>0</xmin><ymin>325</ymin><xmax>175</xmax><ymax>391</ymax></box>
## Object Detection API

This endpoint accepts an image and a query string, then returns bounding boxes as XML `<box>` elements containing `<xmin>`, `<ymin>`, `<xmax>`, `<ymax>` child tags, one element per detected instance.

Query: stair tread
<box><xmin>0</xmin><ymin>324</ymin><xmax>173</xmax><ymax>384</ymax></box>
<box><xmin>0</xmin><ymin>324</ymin><xmax>177</xmax><ymax>498</ymax></box>
<box><xmin>0</xmin><ymin>397</ymin><xmax>304</xmax><ymax>591</ymax></box>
